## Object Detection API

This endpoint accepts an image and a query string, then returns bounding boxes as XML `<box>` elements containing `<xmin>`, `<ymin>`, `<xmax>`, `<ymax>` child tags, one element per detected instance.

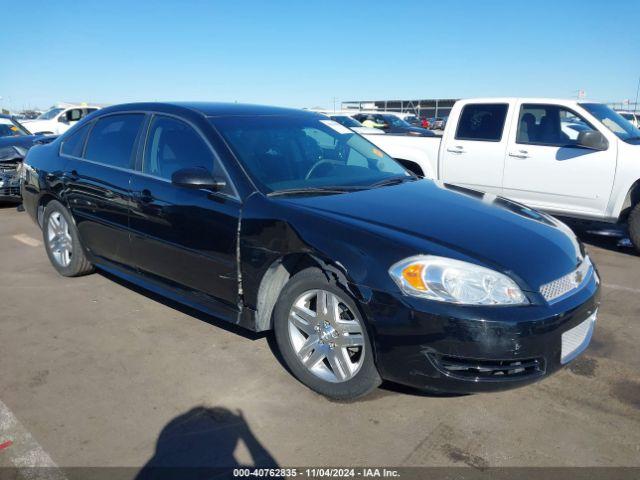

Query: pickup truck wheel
<box><xmin>43</xmin><ymin>200</ymin><xmax>94</xmax><ymax>277</ymax></box>
<box><xmin>273</xmin><ymin>268</ymin><xmax>381</xmax><ymax>400</ymax></box>
<box><xmin>629</xmin><ymin>203</ymin><xmax>640</xmax><ymax>253</ymax></box>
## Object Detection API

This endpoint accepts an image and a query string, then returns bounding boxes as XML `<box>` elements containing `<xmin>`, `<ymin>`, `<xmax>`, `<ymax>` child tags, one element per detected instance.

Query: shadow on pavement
<box><xmin>560</xmin><ymin>219</ymin><xmax>638</xmax><ymax>258</ymax></box>
<box><xmin>0</xmin><ymin>201</ymin><xmax>21</xmax><ymax>210</ymax></box>
<box><xmin>135</xmin><ymin>406</ymin><xmax>280</xmax><ymax>480</ymax></box>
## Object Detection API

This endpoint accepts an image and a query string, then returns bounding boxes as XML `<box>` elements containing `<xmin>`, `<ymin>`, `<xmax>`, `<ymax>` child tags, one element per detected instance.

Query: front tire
<box><xmin>273</xmin><ymin>268</ymin><xmax>381</xmax><ymax>400</ymax></box>
<box><xmin>629</xmin><ymin>203</ymin><xmax>640</xmax><ymax>254</ymax></box>
<box><xmin>43</xmin><ymin>200</ymin><xmax>94</xmax><ymax>277</ymax></box>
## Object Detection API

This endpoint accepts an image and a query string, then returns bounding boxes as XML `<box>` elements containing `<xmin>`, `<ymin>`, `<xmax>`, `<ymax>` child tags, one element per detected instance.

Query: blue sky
<box><xmin>1</xmin><ymin>0</ymin><xmax>639</xmax><ymax>111</ymax></box>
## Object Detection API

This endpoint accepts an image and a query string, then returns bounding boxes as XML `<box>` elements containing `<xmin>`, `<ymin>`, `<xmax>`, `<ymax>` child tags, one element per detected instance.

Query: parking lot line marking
<box><xmin>12</xmin><ymin>234</ymin><xmax>42</xmax><ymax>247</ymax></box>
<box><xmin>603</xmin><ymin>283</ymin><xmax>640</xmax><ymax>293</ymax></box>
<box><xmin>0</xmin><ymin>400</ymin><xmax>67</xmax><ymax>479</ymax></box>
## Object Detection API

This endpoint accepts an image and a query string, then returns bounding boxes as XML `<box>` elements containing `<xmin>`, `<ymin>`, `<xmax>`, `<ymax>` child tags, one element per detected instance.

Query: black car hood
<box><xmin>279</xmin><ymin>179</ymin><xmax>583</xmax><ymax>290</ymax></box>
<box><xmin>0</xmin><ymin>135</ymin><xmax>57</xmax><ymax>161</ymax></box>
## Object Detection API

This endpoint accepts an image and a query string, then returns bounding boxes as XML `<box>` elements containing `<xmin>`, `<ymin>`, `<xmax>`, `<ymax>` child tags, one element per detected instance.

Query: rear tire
<box><xmin>629</xmin><ymin>203</ymin><xmax>640</xmax><ymax>254</ymax></box>
<box><xmin>273</xmin><ymin>268</ymin><xmax>381</xmax><ymax>400</ymax></box>
<box><xmin>43</xmin><ymin>200</ymin><xmax>94</xmax><ymax>277</ymax></box>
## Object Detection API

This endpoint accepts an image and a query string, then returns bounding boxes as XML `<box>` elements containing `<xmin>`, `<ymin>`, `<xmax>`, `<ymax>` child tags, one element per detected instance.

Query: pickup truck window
<box><xmin>517</xmin><ymin>104</ymin><xmax>595</xmax><ymax>146</ymax></box>
<box><xmin>65</xmin><ymin>109</ymin><xmax>83</xmax><ymax>122</ymax></box>
<box><xmin>455</xmin><ymin>104</ymin><xmax>508</xmax><ymax>142</ymax></box>
<box><xmin>582</xmin><ymin>103</ymin><xmax>640</xmax><ymax>143</ymax></box>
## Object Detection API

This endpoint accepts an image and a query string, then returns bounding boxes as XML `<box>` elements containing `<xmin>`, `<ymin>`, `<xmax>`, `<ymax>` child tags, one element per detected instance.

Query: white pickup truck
<box><xmin>21</xmin><ymin>104</ymin><xmax>101</xmax><ymax>135</ymax></box>
<box><xmin>362</xmin><ymin>98</ymin><xmax>640</xmax><ymax>252</ymax></box>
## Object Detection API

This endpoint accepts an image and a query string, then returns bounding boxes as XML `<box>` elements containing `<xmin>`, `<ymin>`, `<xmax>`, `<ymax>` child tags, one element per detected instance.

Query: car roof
<box><xmin>95</xmin><ymin>102</ymin><xmax>321</xmax><ymax>118</ymax></box>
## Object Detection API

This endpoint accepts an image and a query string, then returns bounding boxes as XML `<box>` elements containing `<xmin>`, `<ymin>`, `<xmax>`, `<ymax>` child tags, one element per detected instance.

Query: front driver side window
<box><xmin>143</xmin><ymin>116</ymin><xmax>233</xmax><ymax>195</ymax></box>
<box><xmin>66</xmin><ymin>109</ymin><xmax>83</xmax><ymax>122</ymax></box>
<box><xmin>517</xmin><ymin>104</ymin><xmax>596</xmax><ymax>146</ymax></box>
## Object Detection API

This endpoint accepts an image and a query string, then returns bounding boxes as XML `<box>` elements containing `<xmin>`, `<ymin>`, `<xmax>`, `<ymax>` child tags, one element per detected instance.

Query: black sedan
<box><xmin>21</xmin><ymin>103</ymin><xmax>600</xmax><ymax>399</ymax></box>
<box><xmin>0</xmin><ymin>115</ymin><xmax>56</xmax><ymax>202</ymax></box>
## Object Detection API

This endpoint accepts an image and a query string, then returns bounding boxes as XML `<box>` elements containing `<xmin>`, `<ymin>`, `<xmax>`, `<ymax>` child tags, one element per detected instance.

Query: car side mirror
<box><xmin>171</xmin><ymin>167</ymin><xmax>226</xmax><ymax>191</ymax></box>
<box><xmin>576</xmin><ymin>130</ymin><xmax>608</xmax><ymax>151</ymax></box>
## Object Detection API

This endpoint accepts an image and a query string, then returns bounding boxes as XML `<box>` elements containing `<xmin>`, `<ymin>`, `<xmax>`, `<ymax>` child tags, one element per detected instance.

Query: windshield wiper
<box><xmin>267</xmin><ymin>186</ymin><xmax>359</xmax><ymax>197</ymax></box>
<box><xmin>370</xmin><ymin>176</ymin><xmax>417</xmax><ymax>188</ymax></box>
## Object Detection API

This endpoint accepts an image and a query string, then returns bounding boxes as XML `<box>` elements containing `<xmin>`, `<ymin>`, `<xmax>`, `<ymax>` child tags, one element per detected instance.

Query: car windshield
<box><xmin>210</xmin><ymin>115</ymin><xmax>410</xmax><ymax>194</ymax></box>
<box><xmin>37</xmin><ymin>108</ymin><xmax>65</xmax><ymax>120</ymax></box>
<box><xmin>581</xmin><ymin>103</ymin><xmax>640</xmax><ymax>142</ymax></box>
<box><xmin>330</xmin><ymin>115</ymin><xmax>362</xmax><ymax>128</ymax></box>
<box><xmin>0</xmin><ymin>118</ymin><xmax>29</xmax><ymax>137</ymax></box>
<box><xmin>381</xmin><ymin>115</ymin><xmax>412</xmax><ymax>128</ymax></box>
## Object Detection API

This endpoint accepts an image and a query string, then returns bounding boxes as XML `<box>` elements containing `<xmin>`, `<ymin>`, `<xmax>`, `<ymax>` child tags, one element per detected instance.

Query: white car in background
<box><xmin>318</xmin><ymin>112</ymin><xmax>383</xmax><ymax>135</ymax></box>
<box><xmin>617</xmin><ymin>111</ymin><xmax>640</xmax><ymax>128</ymax></box>
<box><xmin>21</xmin><ymin>104</ymin><xmax>101</xmax><ymax>135</ymax></box>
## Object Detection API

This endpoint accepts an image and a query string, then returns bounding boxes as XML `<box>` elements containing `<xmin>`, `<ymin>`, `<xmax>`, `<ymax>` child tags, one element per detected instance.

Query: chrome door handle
<box><xmin>508</xmin><ymin>150</ymin><xmax>530</xmax><ymax>159</ymax></box>
<box><xmin>446</xmin><ymin>146</ymin><xmax>466</xmax><ymax>154</ymax></box>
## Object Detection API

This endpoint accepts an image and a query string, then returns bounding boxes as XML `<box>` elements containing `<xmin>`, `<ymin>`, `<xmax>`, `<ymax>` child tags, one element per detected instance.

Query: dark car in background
<box><xmin>352</xmin><ymin>113</ymin><xmax>434</xmax><ymax>136</ymax></box>
<box><xmin>22</xmin><ymin>102</ymin><xmax>599</xmax><ymax>400</ymax></box>
<box><xmin>0</xmin><ymin>115</ymin><xmax>56</xmax><ymax>202</ymax></box>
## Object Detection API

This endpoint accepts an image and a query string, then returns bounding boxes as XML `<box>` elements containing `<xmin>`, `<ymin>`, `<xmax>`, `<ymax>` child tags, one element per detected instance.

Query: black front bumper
<box><xmin>358</xmin><ymin>274</ymin><xmax>600</xmax><ymax>393</ymax></box>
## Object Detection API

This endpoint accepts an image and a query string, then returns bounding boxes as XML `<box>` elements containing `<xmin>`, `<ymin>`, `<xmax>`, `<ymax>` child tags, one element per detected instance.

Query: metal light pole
<box><xmin>634</xmin><ymin>76</ymin><xmax>640</xmax><ymax>113</ymax></box>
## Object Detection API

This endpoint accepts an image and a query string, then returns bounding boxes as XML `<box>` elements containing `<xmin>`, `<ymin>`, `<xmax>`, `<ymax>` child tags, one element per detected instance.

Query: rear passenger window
<box><xmin>85</xmin><ymin>114</ymin><xmax>144</xmax><ymax>168</ymax></box>
<box><xmin>61</xmin><ymin>123</ymin><xmax>90</xmax><ymax>157</ymax></box>
<box><xmin>143</xmin><ymin>116</ymin><xmax>213</xmax><ymax>179</ymax></box>
<box><xmin>455</xmin><ymin>104</ymin><xmax>508</xmax><ymax>142</ymax></box>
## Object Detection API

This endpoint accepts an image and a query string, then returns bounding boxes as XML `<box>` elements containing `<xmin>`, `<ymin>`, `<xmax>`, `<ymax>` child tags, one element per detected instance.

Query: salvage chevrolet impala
<box><xmin>21</xmin><ymin>103</ymin><xmax>600</xmax><ymax>399</ymax></box>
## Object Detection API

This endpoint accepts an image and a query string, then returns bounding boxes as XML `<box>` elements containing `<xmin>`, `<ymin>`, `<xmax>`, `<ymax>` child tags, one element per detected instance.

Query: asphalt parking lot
<box><xmin>1</xmin><ymin>203</ymin><xmax>639</xmax><ymax>474</ymax></box>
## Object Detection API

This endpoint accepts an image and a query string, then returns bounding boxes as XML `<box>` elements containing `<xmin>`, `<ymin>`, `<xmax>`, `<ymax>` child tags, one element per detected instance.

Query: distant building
<box><xmin>341</xmin><ymin>98</ymin><xmax>458</xmax><ymax>118</ymax></box>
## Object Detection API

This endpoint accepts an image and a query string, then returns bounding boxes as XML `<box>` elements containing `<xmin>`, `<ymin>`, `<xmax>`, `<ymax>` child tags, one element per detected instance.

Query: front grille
<box><xmin>540</xmin><ymin>257</ymin><xmax>592</xmax><ymax>303</ymax></box>
<box><xmin>0</xmin><ymin>186</ymin><xmax>20</xmax><ymax>197</ymax></box>
<box><xmin>0</xmin><ymin>163</ymin><xmax>18</xmax><ymax>174</ymax></box>
<box><xmin>430</xmin><ymin>353</ymin><xmax>545</xmax><ymax>381</ymax></box>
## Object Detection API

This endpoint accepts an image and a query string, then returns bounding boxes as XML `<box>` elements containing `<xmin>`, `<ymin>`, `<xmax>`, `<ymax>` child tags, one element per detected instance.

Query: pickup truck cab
<box><xmin>381</xmin><ymin>98</ymin><xmax>640</xmax><ymax>252</ymax></box>
<box><xmin>22</xmin><ymin>104</ymin><xmax>101</xmax><ymax>135</ymax></box>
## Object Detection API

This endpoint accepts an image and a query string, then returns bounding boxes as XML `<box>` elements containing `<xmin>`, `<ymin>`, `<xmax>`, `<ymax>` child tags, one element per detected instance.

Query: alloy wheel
<box><xmin>287</xmin><ymin>289</ymin><xmax>365</xmax><ymax>383</ymax></box>
<box><xmin>47</xmin><ymin>212</ymin><xmax>73</xmax><ymax>267</ymax></box>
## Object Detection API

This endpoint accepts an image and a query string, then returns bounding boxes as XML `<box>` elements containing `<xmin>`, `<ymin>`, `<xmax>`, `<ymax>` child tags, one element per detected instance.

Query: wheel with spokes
<box><xmin>43</xmin><ymin>200</ymin><xmax>94</xmax><ymax>277</ymax></box>
<box><xmin>273</xmin><ymin>268</ymin><xmax>381</xmax><ymax>399</ymax></box>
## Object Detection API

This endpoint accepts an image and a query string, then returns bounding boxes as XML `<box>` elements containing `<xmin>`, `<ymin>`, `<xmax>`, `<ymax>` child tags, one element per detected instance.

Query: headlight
<box><xmin>389</xmin><ymin>255</ymin><xmax>528</xmax><ymax>305</ymax></box>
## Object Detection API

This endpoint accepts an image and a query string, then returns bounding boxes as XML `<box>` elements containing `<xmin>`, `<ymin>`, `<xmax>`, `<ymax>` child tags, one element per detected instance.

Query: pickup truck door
<box><xmin>502</xmin><ymin>102</ymin><xmax>617</xmax><ymax>218</ymax></box>
<box><xmin>439</xmin><ymin>102</ymin><xmax>515</xmax><ymax>195</ymax></box>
